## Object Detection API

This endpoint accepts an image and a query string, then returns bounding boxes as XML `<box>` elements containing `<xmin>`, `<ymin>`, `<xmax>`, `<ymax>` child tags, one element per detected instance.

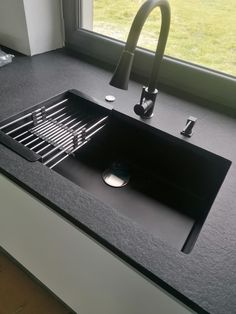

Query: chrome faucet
<box><xmin>110</xmin><ymin>0</ymin><xmax>171</xmax><ymax>119</ymax></box>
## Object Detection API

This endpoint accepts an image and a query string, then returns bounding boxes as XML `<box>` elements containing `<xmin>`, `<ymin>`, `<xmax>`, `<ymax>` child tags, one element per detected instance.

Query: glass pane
<box><xmin>82</xmin><ymin>0</ymin><xmax>236</xmax><ymax>77</ymax></box>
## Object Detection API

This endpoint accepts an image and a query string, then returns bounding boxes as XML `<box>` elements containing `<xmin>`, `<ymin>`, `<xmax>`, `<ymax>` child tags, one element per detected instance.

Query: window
<box><xmin>87</xmin><ymin>0</ymin><xmax>236</xmax><ymax>77</ymax></box>
<box><xmin>63</xmin><ymin>0</ymin><xmax>236</xmax><ymax>109</ymax></box>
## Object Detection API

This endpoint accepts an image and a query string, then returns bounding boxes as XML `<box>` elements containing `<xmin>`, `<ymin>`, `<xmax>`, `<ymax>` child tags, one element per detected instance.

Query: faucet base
<box><xmin>139</xmin><ymin>113</ymin><xmax>154</xmax><ymax>120</ymax></box>
<box><xmin>134</xmin><ymin>86</ymin><xmax>158</xmax><ymax>119</ymax></box>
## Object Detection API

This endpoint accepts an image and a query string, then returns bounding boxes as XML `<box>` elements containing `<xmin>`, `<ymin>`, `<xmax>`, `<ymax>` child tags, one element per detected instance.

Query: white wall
<box><xmin>0</xmin><ymin>0</ymin><xmax>31</xmax><ymax>55</ymax></box>
<box><xmin>0</xmin><ymin>0</ymin><xmax>64</xmax><ymax>56</ymax></box>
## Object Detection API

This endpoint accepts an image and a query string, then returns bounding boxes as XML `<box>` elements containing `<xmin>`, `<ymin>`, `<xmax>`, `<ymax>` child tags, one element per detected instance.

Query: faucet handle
<box><xmin>134</xmin><ymin>99</ymin><xmax>153</xmax><ymax>117</ymax></box>
<box><xmin>134</xmin><ymin>86</ymin><xmax>158</xmax><ymax>119</ymax></box>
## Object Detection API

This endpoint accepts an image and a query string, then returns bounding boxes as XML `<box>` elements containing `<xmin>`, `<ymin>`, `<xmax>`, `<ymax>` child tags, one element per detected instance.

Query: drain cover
<box><xmin>102</xmin><ymin>162</ymin><xmax>130</xmax><ymax>187</ymax></box>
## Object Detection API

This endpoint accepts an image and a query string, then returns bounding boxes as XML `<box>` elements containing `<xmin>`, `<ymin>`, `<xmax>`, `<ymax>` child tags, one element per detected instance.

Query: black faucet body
<box><xmin>110</xmin><ymin>0</ymin><xmax>171</xmax><ymax>118</ymax></box>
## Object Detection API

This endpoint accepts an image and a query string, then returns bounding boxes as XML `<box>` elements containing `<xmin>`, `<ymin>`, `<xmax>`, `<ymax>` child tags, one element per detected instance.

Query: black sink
<box><xmin>54</xmin><ymin>108</ymin><xmax>231</xmax><ymax>253</ymax></box>
<box><xmin>0</xmin><ymin>90</ymin><xmax>231</xmax><ymax>253</ymax></box>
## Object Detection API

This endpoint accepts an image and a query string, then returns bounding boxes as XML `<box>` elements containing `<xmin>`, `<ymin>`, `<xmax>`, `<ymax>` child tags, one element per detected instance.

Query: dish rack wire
<box><xmin>0</xmin><ymin>98</ymin><xmax>108</xmax><ymax>169</ymax></box>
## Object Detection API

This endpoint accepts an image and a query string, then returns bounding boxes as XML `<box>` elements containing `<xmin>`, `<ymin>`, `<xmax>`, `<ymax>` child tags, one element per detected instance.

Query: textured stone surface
<box><xmin>0</xmin><ymin>49</ymin><xmax>236</xmax><ymax>314</ymax></box>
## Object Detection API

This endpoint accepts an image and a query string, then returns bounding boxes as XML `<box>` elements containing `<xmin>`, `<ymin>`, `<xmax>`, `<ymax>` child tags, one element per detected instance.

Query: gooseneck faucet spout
<box><xmin>110</xmin><ymin>0</ymin><xmax>171</xmax><ymax>118</ymax></box>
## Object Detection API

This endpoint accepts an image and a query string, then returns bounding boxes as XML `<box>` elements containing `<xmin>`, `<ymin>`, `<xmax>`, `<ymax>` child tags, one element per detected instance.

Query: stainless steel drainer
<box><xmin>0</xmin><ymin>93</ymin><xmax>108</xmax><ymax>169</ymax></box>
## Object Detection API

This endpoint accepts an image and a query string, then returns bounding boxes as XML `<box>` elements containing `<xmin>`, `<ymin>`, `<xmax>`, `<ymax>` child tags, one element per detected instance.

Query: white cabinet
<box><xmin>0</xmin><ymin>0</ymin><xmax>63</xmax><ymax>55</ymax></box>
<box><xmin>0</xmin><ymin>173</ymin><xmax>194</xmax><ymax>314</ymax></box>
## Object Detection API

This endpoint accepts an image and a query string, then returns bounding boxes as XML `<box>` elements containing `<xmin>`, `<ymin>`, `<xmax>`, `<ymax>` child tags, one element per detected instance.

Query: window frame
<box><xmin>62</xmin><ymin>0</ymin><xmax>236</xmax><ymax>110</ymax></box>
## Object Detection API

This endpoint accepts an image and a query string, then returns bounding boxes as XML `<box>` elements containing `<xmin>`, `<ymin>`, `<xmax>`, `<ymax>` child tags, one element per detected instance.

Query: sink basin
<box><xmin>53</xmin><ymin>102</ymin><xmax>231</xmax><ymax>253</ymax></box>
<box><xmin>0</xmin><ymin>90</ymin><xmax>231</xmax><ymax>253</ymax></box>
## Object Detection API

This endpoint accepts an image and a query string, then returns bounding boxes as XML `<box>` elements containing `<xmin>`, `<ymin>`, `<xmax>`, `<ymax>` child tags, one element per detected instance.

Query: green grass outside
<box><xmin>92</xmin><ymin>0</ymin><xmax>236</xmax><ymax>76</ymax></box>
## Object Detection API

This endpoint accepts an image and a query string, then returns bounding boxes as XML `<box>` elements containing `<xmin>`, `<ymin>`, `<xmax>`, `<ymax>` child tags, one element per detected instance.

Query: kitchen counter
<box><xmin>0</xmin><ymin>48</ymin><xmax>236</xmax><ymax>313</ymax></box>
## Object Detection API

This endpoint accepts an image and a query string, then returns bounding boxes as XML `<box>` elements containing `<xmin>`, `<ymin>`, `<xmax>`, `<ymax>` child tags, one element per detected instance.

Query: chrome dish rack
<box><xmin>0</xmin><ymin>90</ymin><xmax>109</xmax><ymax>169</ymax></box>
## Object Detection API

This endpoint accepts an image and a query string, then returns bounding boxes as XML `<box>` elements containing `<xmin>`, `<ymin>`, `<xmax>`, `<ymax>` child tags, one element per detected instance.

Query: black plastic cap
<box><xmin>134</xmin><ymin>104</ymin><xmax>145</xmax><ymax>116</ymax></box>
<box><xmin>109</xmin><ymin>50</ymin><xmax>134</xmax><ymax>90</ymax></box>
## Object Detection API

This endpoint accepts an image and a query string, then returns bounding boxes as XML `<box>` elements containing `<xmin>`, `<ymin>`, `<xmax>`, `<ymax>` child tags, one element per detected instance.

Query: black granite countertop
<box><xmin>0</xmin><ymin>49</ymin><xmax>236</xmax><ymax>314</ymax></box>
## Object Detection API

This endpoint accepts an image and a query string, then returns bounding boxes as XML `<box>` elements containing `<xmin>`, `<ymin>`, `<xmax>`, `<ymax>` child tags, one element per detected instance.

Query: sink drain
<box><xmin>102</xmin><ymin>161</ymin><xmax>130</xmax><ymax>188</ymax></box>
